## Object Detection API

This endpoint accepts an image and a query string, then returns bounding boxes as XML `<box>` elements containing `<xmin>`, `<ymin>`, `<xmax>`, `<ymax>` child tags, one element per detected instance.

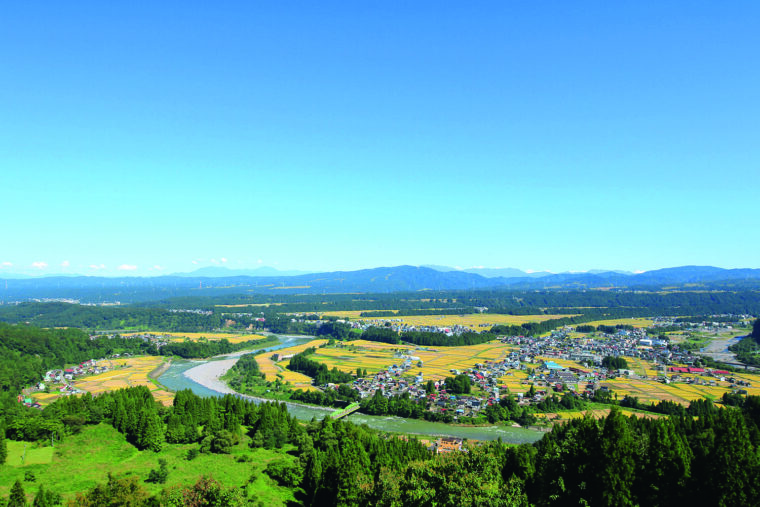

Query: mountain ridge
<box><xmin>2</xmin><ymin>265</ymin><xmax>760</xmax><ymax>303</ymax></box>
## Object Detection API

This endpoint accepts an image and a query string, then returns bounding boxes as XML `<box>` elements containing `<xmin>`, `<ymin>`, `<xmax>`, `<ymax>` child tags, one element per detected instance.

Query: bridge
<box><xmin>328</xmin><ymin>402</ymin><xmax>360</xmax><ymax>420</ymax></box>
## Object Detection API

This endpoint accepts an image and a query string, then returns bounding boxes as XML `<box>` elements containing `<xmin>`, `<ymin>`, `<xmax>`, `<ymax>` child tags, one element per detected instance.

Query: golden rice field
<box><xmin>277</xmin><ymin>368</ymin><xmax>318</xmax><ymax>391</ymax></box>
<box><xmin>582</xmin><ymin>318</ymin><xmax>654</xmax><ymax>328</ymax></box>
<box><xmin>34</xmin><ymin>356</ymin><xmax>174</xmax><ymax>407</ymax></box>
<box><xmin>308</xmin><ymin>339</ymin><xmax>519</xmax><ymax>381</ymax></box>
<box><xmin>307</xmin><ymin>346</ymin><xmax>399</xmax><ymax>376</ymax></box>
<box><xmin>291</xmin><ymin>332</ymin><xmax>760</xmax><ymax>411</ymax></box>
<box><xmin>537</xmin><ymin>408</ymin><xmax>663</xmax><ymax>423</ymax></box>
<box><xmin>318</xmin><ymin>311</ymin><xmax>368</xmax><ymax>319</ymax></box>
<box><xmin>318</xmin><ymin>312</ymin><xmax>576</xmax><ymax>331</ymax></box>
<box><xmin>490</xmin><ymin>352</ymin><xmax>760</xmax><ymax>407</ymax></box>
<box><xmin>253</xmin><ymin>339</ymin><xmax>328</xmax><ymax>389</ymax></box>
<box><xmin>308</xmin><ymin>339</ymin><xmax>760</xmax><ymax>408</ymax></box>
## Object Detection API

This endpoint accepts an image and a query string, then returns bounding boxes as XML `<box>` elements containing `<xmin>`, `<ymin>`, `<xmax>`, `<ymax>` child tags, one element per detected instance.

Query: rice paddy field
<box><xmin>537</xmin><ymin>407</ymin><xmax>664</xmax><ymax>423</ymax></box>
<box><xmin>33</xmin><ymin>356</ymin><xmax>175</xmax><ymax>407</ymax></box>
<box><xmin>254</xmin><ymin>339</ymin><xmax>328</xmax><ymax>391</ymax></box>
<box><xmin>278</xmin><ymin>338</ymin><xmax>760</xmax><ymax>408</ymax></box>
<box><xmin>299</xmin><ymin>338</ymin><xmax>760</xmax><ymax>411</ymax></box>
<box><xmin>305</xmin><ymin>339</ymin><xmax>518</xmax><ymax>381</ymax></box>
<box><xmin>319</xmin><ymin>312</ymin><xmax>577</xmax><ymax>331</ymax></box>
<box><xmin>582</xmin><ymin>318</ymin><xmax>654</xmax><ymax>328</ymax></box>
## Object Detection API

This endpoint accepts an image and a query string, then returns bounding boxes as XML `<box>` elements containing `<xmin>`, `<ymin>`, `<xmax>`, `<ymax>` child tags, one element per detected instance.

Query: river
<box><xmin>158</xmin><ymin>335</ymin><xmax>544</xmax><ymax>444</ymax></box>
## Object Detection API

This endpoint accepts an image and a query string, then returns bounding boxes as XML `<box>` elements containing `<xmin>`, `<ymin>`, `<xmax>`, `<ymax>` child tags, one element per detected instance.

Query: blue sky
<box><xmin>2</xmin><ymin>2</ymin><xmax>758</xmax><ymax>276</ymax></box>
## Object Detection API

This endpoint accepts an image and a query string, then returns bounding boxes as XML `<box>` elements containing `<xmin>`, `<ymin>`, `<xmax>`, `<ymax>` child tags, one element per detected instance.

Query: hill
<box><xmin>1</xmin><ymin>265</ymin><xmax>760</xmax><ymax>303</ymax></box>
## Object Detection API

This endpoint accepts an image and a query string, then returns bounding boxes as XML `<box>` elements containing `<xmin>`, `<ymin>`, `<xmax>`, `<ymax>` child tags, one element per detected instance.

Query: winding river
<box><xmin>158</xmin><ymin>335</ymin><xmax>544</xmax><ymax>444</ymax></box>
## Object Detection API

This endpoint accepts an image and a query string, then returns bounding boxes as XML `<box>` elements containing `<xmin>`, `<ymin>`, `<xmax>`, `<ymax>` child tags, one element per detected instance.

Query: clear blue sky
<box><xmin>2</xmin><ymin>2</ymin><xmax>758</xmax><ymax>276</ymax></box>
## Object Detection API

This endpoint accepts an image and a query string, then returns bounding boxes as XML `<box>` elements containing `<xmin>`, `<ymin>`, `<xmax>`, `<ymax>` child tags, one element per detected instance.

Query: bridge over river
<box><xmin>329</xmin><ymin>402</ymin><xmax>361</xmax><ymax>419</ymax></box>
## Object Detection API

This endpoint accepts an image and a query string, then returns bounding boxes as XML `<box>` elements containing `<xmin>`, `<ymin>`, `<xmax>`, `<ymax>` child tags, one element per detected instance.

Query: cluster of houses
<box><xmin>286</xmin><ymin>313</ymin><xmax>494</xmax><ymax>336</ymax></box>
<box><xmin>43</xmin><ymin>359</ymin><xmax>106</xmax><ymax>383</ymax></box>
<box><xmin>20</xmin><ymin>358</ymin><xmax>116</xmax><ymax>407</ymax></box>
<box><xmin>325</xmin><ymin>318</ymin><xmax>756</xmax><ymax>419</ymax></box>
<box><xmin>651</xmin><ymin>314</ymin><xmax>752</xmax><ymax>332</ymax></box>
<box><xmin>168</xmin><ymin>308</ymin><xmax>213</xmax><ymax>316</ymax></box>
<box><xmin>504</xmin><ymin>326</ymin><xmax>687</xmax><ymax>374</ymax></box>
<box><xmin>344</xmin><ymin>351</ymin><xmax>509</xmax><ymax>417</ymax></box>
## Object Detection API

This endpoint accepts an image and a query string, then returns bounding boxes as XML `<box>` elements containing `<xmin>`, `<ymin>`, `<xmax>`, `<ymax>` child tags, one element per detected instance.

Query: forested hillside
<box><xmin>2</xmin><ymin>384</ymin><xmax>760</xmax><ymax>506</ymax></box>
<box><xmin>0</xmin><ymin>302</ymin><xmax>225</xmax><ymax>331</ymax></box>
<box><xmin>0</xmin><ymin>323</ymin><xmax>153</xmax><ymax>396</ymax></box>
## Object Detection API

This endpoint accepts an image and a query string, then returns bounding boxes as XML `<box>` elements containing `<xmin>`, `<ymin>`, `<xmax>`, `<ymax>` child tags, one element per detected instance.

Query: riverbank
<box><xmin>183</xmin><ymin>358</ymin><xmax>239</xmax><ymax>395</ymax></box>
<box><xmin>148</xmin><ymin>358</ymin><xmax>172</xmax><ymax>385</ymax></box>
<box><xmin>160</xmin><ymin>336</ymin><xmax>545</xmax><ymax>443</ymax></box>
<box><xmin>181</xmin><ymin>350</ymin><xmax>550</xmax><ymax>436</ymax></box>
<box><xmin>182</xmin><ymin>355</ymin><xmax>336</xmax><ymax>412</ymax></box>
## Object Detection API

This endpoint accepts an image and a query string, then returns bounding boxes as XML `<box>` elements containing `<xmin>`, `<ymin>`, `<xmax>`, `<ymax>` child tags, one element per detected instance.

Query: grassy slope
<box><xmin>0</xmin><ymin>423</ymin><xmax>298</xmax><ymax>505</ymax></box>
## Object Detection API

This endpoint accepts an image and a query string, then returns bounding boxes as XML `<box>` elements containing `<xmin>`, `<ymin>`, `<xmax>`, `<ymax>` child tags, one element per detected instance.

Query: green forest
<box><xmin>2</xmin><ymin>383</ymin><xmax>760</xmax><ymax>505</ymax></box>
<box><xmin>3</xmin><ymin>287</ymin><xmax>760</xmax><ymax>335</ymax></box>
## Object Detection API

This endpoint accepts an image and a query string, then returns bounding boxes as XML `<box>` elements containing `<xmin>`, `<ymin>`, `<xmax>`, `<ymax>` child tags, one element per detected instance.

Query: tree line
<box><xmin>286</xmin><ymin>348</ymin><xmax>355</xmax><ymax>385</ymax></box>
<box><xmin>728</xmin><ymin>318</ymin><xmax>760</xmax><ymax>366</ymax></box>
<box><xmin>3</xmin><ymin>382</ymin><xmax>760</xmax><ymax>505</ymax></box>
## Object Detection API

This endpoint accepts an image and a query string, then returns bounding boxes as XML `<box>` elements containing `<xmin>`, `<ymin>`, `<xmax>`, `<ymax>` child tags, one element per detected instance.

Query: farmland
<box><xmin>33</xmin><ymin>356</ymin><xmax>175</xmax><ymax>407</ymax></box>
<box><xmin>536</xmin><ymin>407</ymin><xmax>664</xmax><ymax>423</ymax></box>
<box><xmin>122</xmin><ymin>331</ymin><xmax>268</xmax><ymax>344</ymax></box>
<box><xmin>255</xmin><ymin>339</ymin><xmax>329</xmax><ymax>391</ymax></box>
<box><xmin>303</xmin><ymin>339</ymin><xmax>516</xmax><ymax>381</ymax></box>
<box><xmin>264</xmin><ymin>334</ymin><xmax>760</xmax><ymax>418</ymax></box>
<box><xmin>581</xmin><ymin>318</ymin><xmax>654</xmax><ymax>328</ymax></box>
<box><xmin>318</xmin><ymin>311</ymin><xmax>577</xmax><ymax>331</ymax></box>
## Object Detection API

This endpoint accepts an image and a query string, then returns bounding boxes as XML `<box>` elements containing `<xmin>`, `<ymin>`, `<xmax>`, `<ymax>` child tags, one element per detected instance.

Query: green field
<box><xmin>0</xmin><ymin>424</ymin><xmax>298</xmax><ymax>505</ymax></box>
<box><xmin>4</xmin><ymin>441</ymin><xmax>55</xmax><ymax>467</ymax></box>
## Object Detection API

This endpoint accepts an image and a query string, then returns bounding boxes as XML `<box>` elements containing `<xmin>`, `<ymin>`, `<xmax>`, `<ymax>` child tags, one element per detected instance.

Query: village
<box><xmin>321</xmin><ymin>317</ymin><xmax>755</xmax><ymax>421</ymax></box>
<box><xmin>18</xmin><ymin>354</ymin><xmax>141</xmax><ymax>409</ymax></box>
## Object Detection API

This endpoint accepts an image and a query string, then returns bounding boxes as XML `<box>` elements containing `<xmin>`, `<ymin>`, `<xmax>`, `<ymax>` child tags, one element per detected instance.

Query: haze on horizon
<box><xmin>2</xmin><ymin>3</ymin><xmax>758</xmax><ymax>277</ymax></box>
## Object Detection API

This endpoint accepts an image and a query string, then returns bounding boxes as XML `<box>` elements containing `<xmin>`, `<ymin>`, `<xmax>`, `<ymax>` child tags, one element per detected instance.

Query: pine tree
<box><xmin>32</xmin><ymin>485</ymin><xmax>48</xmax><ymax>507</ymax></box>
<box><xmin>165</xmin><ymin>414</ymin><xmax>187</xmax><ymax>444</ymax></box>
<box><xmin>138</xmin><ymin>411</ymin><xmax>164</xmax><ymax>452</ymax></box>
<box><xmin>599</xmin><ymin>408</ymin><xmax>637</xmax><ymax>506</ymax></box>
<box><xmin>635</xmin><ymin>418</ymin><xmax>692</xmax><ymax>506</ymax></box>
<box><xmin>706</xmin><ymin>408</ymin><xmax>760</xmax><ymax>506</ymax></box>
<box><xmin>8</xmin><ymin>479</ymin><xmax>26</xmax><ymax>507</ymax></box>
<box><xmin>32</xmin><ymin>484</ymin><xmax>60</xmax><ymax>507</ymax></box>
<box><xmin>0</xmin><ymin>429</ymin><xmax>7</xmax><ymax>465</ymax></box>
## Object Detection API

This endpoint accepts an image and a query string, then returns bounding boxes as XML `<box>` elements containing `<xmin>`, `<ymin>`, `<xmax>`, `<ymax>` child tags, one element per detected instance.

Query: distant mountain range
<box><xmin>171</xmin><ymin>266</ymin><xmax>314</xmax><ymax>277</ymax></box>
<box><xmin>1</xmin><ymin>265</ymin><xmax>759</xmax><ymax>303</ymax></box>
<box><xmin>421</xmin><ymin>265</ymin><xmax>553</xmax><ymax>278</ymax></box>
<box><xmin>421</xmin><ymin>265</ymin><xmax>635</xmax><ymax>278</ymax></box>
